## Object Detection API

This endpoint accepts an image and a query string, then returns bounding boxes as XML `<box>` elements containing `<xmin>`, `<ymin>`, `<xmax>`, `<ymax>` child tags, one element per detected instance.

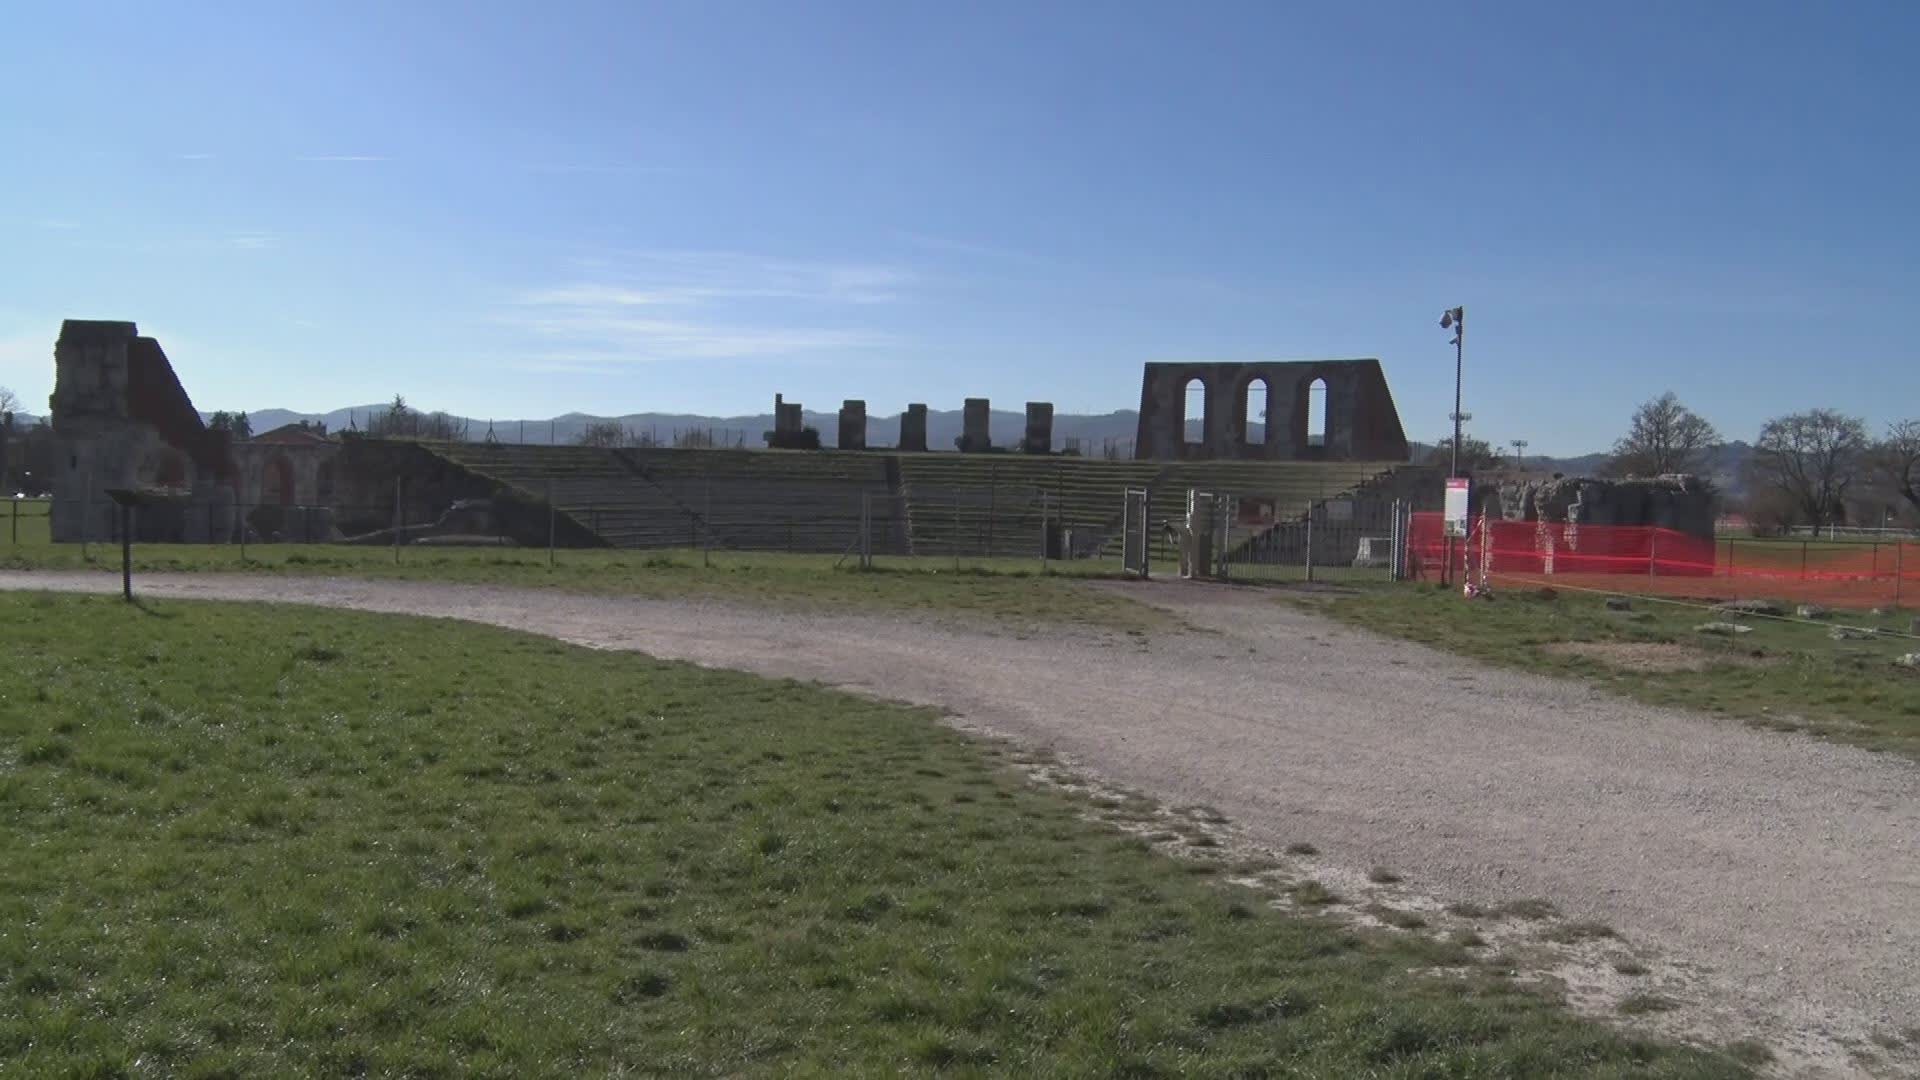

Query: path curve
<box><xmin>5</xmin><ymin>571</ymin><xmax>1916</xmax><ymax>1076</ymax></box>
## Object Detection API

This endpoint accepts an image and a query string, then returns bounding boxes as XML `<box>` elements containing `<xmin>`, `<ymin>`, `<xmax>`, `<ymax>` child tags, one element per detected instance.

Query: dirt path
<box><xmin>6</xmin><ymin>571</ymin><xmax>1917</xmax><ymax>1076</ymax></box>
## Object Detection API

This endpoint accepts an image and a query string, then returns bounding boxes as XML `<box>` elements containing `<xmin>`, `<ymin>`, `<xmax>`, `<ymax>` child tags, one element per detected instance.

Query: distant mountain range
<box><xmin>239</xmin><ymin>405</ymin><xmax>1149</xmax><ymax>456</ymax></box>
<box><xmin>10</xmin><ymin>402</ymin><xmax>1752</xmax><ymax>492</ymax></box>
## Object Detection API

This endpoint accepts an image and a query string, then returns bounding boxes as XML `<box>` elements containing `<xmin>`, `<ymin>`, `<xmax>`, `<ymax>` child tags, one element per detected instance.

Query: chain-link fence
<box><xmin>26</xmin><ymin>479</ymin><xmax>1112</xmax><ymax>573</ymax></box>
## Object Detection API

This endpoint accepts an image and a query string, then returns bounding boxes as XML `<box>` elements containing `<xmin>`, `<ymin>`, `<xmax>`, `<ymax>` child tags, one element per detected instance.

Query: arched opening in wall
<box><xmin>262</xmin><ymin>455</ymin><xmax>294</xmax><ymax>506</ymax></box>
<box><xmin>1182</xmin><ymin>377</ymin><xmax>1207</xmax><ymax>446</ymax></box>
<box><xmin>1242</xmin><ymin>377</ymin><xmax>1269</xmax><ymax>447</ymax></box>
<box><xmin>316</xmin><ymin>460</ymin><xmax>336</xmax><ymax>502</ymax></box>
<box><xmin>1306</xmin><ymin>378</ymin><xmax>1328</xmax><ymax>448</ymax></box>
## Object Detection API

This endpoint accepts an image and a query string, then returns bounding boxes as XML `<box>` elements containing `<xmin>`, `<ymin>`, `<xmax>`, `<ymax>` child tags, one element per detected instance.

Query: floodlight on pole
<box><xmin>1511</xmin><ymin>439</ymin><xmax>1529</xmax><ymax>472</ymax></box>
<box><xmin>1439</xmin><ymin>307</ymin><xmax>1465</xmax><ymax>478</ymax></box>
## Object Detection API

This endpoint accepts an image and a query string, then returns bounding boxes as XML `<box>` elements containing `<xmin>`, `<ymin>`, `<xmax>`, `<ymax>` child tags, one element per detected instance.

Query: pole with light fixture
<box><xmin>1439</xmin><ymin>307</ymin><xmax>1465</xmax><ymax>477</ymax></box>
<box><xmin>1438</xmin><ymin>307</ymin><xmax>1467</xmax><ymax>587</ymax></box>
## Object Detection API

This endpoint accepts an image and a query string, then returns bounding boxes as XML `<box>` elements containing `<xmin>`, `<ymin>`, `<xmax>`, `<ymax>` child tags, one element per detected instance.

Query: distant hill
<box><xmin>1408</xmin><ymin>440</ymin><xmax>1754</xmax><ymax>497</ymax></box>
<box><xmin>231</xmin><ymin>405</ymin><xmax>1149</xmax><ymax>455</ymax></box>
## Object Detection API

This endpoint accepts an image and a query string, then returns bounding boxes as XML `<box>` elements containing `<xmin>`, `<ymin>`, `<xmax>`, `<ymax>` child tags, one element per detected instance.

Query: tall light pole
<box><xmin>1439</xmin><ymin>306</ymin><xmax>1465</xmax><ymax>476</ymax></box>
<box><xmin>1511</xmin><ymin>439</ymin><xmax>1528</xmax><ymax>473</ymax></box>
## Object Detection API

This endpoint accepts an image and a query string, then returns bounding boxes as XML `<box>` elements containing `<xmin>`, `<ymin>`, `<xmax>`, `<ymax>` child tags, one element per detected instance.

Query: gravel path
<box><xmin>6</xmin><ymin>571</ymin><xmax>1917</xmax><ymax>1076</ymax></box>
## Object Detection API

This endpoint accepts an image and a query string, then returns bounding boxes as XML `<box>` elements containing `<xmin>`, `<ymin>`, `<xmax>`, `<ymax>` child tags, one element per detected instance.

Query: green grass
<box><xmin>2</xmin><ymin>514</ymin><xmax>1163</xmax><ymax>630</ymax></box>
<box><xmin>1289</xmin><ymin>583</ymin><xmax>1920</xmax><ymax>759</ymax></box>
<box><xmin>0</xmin><ymin>594</ymin><xmax>1746</xmax><ymax>1076</ymax></box>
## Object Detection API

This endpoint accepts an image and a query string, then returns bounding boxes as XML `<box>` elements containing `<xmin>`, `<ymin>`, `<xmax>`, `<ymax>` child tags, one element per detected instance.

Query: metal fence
<box><xmin>22</xmin><ymin>483</ymin><xmax>1101</xmax><ymax>572</ymax></box>
<box><xmin>1218</xmin><ymin>493</ymin><xmax>1409</xmax><ymax>585</ymax></box>
<box><xmin>5</xmin><ymin>497</ymin><xmax>50</xmax><ymax>545</ymax></box>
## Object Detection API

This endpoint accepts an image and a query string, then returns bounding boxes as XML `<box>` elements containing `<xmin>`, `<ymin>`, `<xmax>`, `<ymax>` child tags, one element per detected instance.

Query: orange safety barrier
<box><xmin>1406</xmin><ymin>513</ymin><xmax>1917</xmax><ymax>610</ymax></box>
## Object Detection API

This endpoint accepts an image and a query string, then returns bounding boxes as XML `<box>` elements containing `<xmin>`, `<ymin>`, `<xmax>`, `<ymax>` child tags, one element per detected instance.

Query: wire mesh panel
<box><xmin>1120</xmin><ymin>487</ymin><xmax>1150</xmax><ymax>578</ymax></box>
<box><xmin>1220</xmin><ymin>492</ymin><xmax>1404</xmax><ymax>584</ymax></box>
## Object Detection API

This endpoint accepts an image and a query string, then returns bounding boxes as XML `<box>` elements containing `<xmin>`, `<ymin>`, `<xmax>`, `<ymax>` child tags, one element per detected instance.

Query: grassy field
<box><xmin>1290</xmin><ymin>582</ymin><xmax>1920</xmax><ymax>758</ymax></box>
<box><xmin>0</xmin><ymin>594</ymin><xmax>1749</xmax><ymax>1076</ymax></box>
<box><xmin>2</xmin><ymin>499</ymin><xmax>1159</xmax><ymax>629</ymax></box>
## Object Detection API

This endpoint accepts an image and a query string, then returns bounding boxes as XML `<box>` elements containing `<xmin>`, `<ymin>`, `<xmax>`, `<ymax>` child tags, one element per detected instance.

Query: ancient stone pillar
<box><xmin>838</xmin><ymin>400</ymin><xmax>867</xmax><ymax>451</ymax></box>
<box><xmin>957</xmin><ymin>398</ymin><xmax>992</xmax><ymax>453</ymax></box>
<box><xmin>899</xmin><ymin>404</ymin><xmax>928</xmax><ymax>452</ymax></box>
<box><xmin>1023</xmin><ymin>402</ymin><xmax>1053</xmax><ymax>454</ymax></box>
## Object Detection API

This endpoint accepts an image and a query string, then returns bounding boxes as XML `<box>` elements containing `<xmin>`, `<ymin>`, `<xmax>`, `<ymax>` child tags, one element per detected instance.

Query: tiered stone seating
<box><xmin>620</xmin><ymin>448</ymin><xmax>899</xmax><ymax>553</ymax></box>
<box><xmin>896</xmin><ymin>456</ymin><xmax>1160</xmax><ymax>557</ymax></box>
<box><xmin>896</xmin><ymin>455</ymin><xmax>1401</xmax><ymax>559</ymax></box>
<box><xmin>431</xmin><ymin>443</ymin><xmax>697</xmax><ymax>547</ymax></box>
<box><xmin>419</xmin><ymin>441</ymin><xmax>1402</xmax><ymax>560</ymax></box>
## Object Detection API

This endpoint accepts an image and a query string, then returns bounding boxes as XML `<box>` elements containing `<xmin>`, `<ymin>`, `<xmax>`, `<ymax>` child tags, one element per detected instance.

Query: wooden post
<box><xmin>393</xmin><ymin>478</ymin><xmax>403</xmax><ymax>564</ymax></box>
<box><xmin>1897</xmin><ymin>540</ymin><xmax>1906</xmax><ymax>608</ymax></box>
<box><xmin>120</xmin><ymin>503</ymin><xmax>133</xmax><ymax>601</ymax></box>
<box><xmin>547</xmin><ymin>478</ymin><xmax>556</xmax><ymax>568</ymax></box>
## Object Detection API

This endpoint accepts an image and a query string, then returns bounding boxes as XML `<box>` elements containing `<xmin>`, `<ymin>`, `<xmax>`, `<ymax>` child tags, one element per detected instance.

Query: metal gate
<box><xmin>1120</xmin><ymin>487</ymin><xmax>1151</xmax><ymax>578</ymax></box>
<box><xmin>1218</xmin><ymin>493</ymin><xmax>1409</xmax><ymax>584</ymax></box>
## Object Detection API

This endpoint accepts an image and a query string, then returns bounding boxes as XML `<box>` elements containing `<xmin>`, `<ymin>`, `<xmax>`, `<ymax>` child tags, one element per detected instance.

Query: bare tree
<box><xmin>1608</xmin><ymin>392</ymin><xmax>1719</xmax><ymax>476</ymax></box>
<box><xmin>0</xmin><ymin>385</ymin><xmax>18</xmax><ymax>418</ymax></box>
<box><xmin>575</xmin><ymin>420</ymin><xmax>628</xmax><ymax>448</ymax></box>
<box><xmin>1871</xmin><ymin>419</ymin><xmax>1920</xmax><ymax>515</ymax></box>
<box><xmin>1424</xmin><ymin>435</ymin><xmax>1503</xmax><ymax>472</ymax></box>
<box><xmin>368</xmin><ymin>395</ymin><xmax>468</xmax><ymax>441</ymax></box>
<box><xmin>1747</xmin><ymin>409</ymin><xmax>1869</xmax><ymax>529</ymax></box>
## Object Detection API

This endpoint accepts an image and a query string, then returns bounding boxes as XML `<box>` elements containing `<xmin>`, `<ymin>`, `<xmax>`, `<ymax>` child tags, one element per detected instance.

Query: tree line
<box><xmin>1428</xmin><ymin>392</ymin><xmax>1919</xmax><ymax>532</ymax></box>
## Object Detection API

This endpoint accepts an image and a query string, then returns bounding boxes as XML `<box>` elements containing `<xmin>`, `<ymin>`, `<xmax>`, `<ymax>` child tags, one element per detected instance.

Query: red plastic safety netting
<box><xmin>1406</xmin><ymin>512</ymin><xmax>1920</xmax><ymax>610</ymax></box>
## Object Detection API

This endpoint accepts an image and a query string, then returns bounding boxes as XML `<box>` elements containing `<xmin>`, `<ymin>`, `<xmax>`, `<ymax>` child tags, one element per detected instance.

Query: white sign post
<box><xmin>1443</xmin><ymin>477</ymin><xmax>1470</xmax><ymax>539</ymax></box>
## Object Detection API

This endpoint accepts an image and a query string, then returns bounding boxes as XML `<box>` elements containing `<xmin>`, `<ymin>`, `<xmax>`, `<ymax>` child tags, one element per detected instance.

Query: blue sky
<box><xmin>2</xmin><ymin>1</ymin><xmax>1914</xmax><ymax>454</ymax></box>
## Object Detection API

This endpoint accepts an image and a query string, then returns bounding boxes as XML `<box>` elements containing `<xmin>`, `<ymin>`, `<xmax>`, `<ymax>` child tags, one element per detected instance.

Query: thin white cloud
<box><xmin>505</xmin><ymin>313</ymin><xmax>892</xmax><ymax>360</ymax></box>
<box><xmin>296</xmin><ymin>154</ymin><xmax>386</xmax><ymax>163</ymax></box>
<box><xmin>503</xmin><ymin>251</ymin><xmax>908</xmax><ymax>363</ymax></box>
<box><xmin>572</xmin><ymin>250</ymin><xmax>912</xmax><ymax>305</ymax></box>
<box><xmin>893</xmin><ymin>230</ymin><xmax>1044</xmax><ymax>264</ymax></box>
<box><xmin>35</xmin><ymin>220</ymin><xmax>81</xmax><ymax>231</ymax></box>
<box><xmin>174</xmin><ymin>152</ymin><xmax>217</xmax><ymax>161</ymax></box>
<box><xmin>525</xmin><ymin>163</ymin><xmax>693</xmax><ymax>175</ymax></box>
<box><xmin>231</xmin><ymin>233</ymin><xmax>277</xmax><ymax>250</ymax></box>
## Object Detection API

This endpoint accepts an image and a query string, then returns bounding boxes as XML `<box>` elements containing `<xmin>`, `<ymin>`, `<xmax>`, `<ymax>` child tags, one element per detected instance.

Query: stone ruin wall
<box><xmin>1496</xmin><ymin>475</ymin><xmax>1716</xmax><ymax>538</ymax></box>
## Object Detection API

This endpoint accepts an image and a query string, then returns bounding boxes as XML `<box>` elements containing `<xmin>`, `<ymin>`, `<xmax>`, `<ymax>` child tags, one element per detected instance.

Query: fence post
<box><xmin>861</xmin><ymin>491</ymin><xmax>873</xmax><ymax>570</ymax></box>
<box><xmin>82</xmin><ymin>470</ymin><xmax>92</xmax><ymax>560</ymax></box>
<box><xmin>1897</xmin><ymin>541</ymin><xmax>1905</xmax><ymax>608</ymax></box>
<box><xmin>10</xmin><ymin>497</ymin><xmax>16</xmax><ymax>544</ymax></box>
<box><xmin>1800</xmin><ymin>541</ymin><xmax>1808</xmax><ymax>581</ymax></box>
<box><xmin>1304</xmin><ymin>504</ymin><xmax>1314</xmax><ymax>583</ymax></box>
<box><xmin>702</xmin><ymin>473</ymin><xmax>711</xmax><ymax>569</ymax></box>
<box><xmin>1036</xmin><ymin>491</ymin><xmax>1052</xmax><ymax>568</ymax></box>
<box><xmin>953</xmin><ymin>490</ymin><xmax>961</xmax><ymax>571</ymax></box>
<box><xmin>1649</xmin><ymin>529</ymin><xmax>1658</xmax><ymax>582</ymax></box>
<box><xmin>393</xmin><ymin>479</ymin><xmax>403</xmax><ymax>564</ymax></box>
<box><xmin>986</xmin><ymin>463</ymin><xmax>997</xmax><ymax>559</ymax></box>
<box><xmin>546</xmin><ymin>478</ymin><xmax>556</xmax><ymax>568</ymax></box>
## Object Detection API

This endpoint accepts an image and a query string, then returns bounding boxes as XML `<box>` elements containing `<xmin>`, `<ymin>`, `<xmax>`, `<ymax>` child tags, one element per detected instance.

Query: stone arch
<box><xmin>1306</xmin><ymin>377</ymin><xmax>1329</xmax><ymax>448</ymax></box>
<box><xmin>316</xmin><ymin>459</ymin><xmax>336</xmax><ymax>501</ymax></box>
<box><xmin>1239</xmin><ymin>375</ymin><xmax>1271</xmax><ymax>448</ymax></box>
<box><xmin>1182</xmin><ymin>376</ymin><xmax>1209</xmax><ymax>446</ymax></box>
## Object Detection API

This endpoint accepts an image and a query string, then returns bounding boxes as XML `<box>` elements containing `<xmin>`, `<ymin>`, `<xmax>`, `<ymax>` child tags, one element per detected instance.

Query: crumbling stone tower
<box><xmin>48</xmin><ymin>320</ymin><xmax>236</xmax><ymax>541</ymax></box>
